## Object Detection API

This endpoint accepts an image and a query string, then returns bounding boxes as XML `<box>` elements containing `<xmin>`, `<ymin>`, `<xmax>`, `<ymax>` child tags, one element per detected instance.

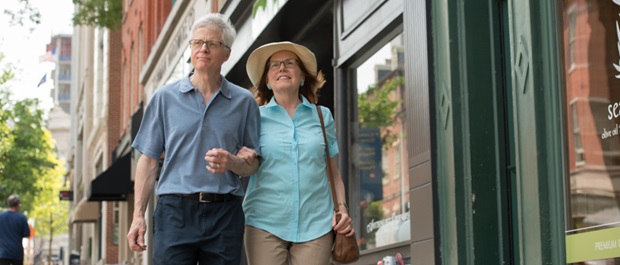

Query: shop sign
<box><xmin>355</xmin><ymin>127</ymin><xmax>383</xmax><ymax>201</ymax></box>
<box><xmin>563</xmin><ymin>1</ymin><xmax>620</xmax><ymax>264</ymax></box>
<box><xmin>566</xmin><ymin>226</ymin><xmax>620</xmax><ymax>263</ymax></box>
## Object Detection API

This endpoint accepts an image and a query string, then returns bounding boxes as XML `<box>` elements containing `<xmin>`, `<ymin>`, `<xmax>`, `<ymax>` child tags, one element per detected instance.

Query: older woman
<box><xmin>240</xmin><ymin>41</ymin><xmax>354</xmax><ymax>265</ymax></box>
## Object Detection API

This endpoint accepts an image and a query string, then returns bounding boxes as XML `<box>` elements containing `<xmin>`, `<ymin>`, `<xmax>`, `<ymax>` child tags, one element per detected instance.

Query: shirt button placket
<box><xmin>291</xmin><ymin>124</ymin><xmax>300</xmax><ymax>240</ymax></box>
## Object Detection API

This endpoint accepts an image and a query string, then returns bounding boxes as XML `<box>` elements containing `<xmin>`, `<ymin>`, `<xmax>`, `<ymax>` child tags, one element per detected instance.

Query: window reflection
<box><xmin>564</xmin><ymin>1</ymin><xmax>620</xmax><ymax>264</ymax></box>
<box><xmin>354</xmin><ymin>34</ymin><xmax>410</xmax><ymax>250</ymax></box>
<box><xmin>165</xmin><ymin>48</ymin><xmax>192</xmax><ymax>85</ymax></box>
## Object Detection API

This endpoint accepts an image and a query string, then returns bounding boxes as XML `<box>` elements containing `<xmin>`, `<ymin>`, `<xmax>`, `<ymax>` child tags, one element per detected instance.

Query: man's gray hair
<box><xmin>8</xmin><ymin>194</ymin><xmax>20</xmax><ymax>208</ymax></box>
<box><xmin>190</xmin><ymin>13</ymin><xmax>236</xmax><ymax>49</ymax></box>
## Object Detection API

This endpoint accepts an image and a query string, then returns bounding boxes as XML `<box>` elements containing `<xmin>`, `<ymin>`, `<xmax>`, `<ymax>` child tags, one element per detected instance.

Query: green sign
<box><xmin>566</xmin><ymin>226</ymin><xmax>620</xmax><ymax>263</ymax></box>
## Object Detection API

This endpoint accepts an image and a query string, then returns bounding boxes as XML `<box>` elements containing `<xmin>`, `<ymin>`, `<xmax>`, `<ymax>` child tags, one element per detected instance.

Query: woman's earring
<box><xmin>267</xmin><ymin>85</ymin><xmax>272</xmax><ymax>90</ymax></box>
<box><xmin>301</xmin><ymin>81</ymin><xmax>305</xmax><ymax>87</ymax></box>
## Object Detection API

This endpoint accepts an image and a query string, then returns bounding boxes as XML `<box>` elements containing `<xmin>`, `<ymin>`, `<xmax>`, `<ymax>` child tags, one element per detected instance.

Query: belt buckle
<box><xmin>199</xmin><ymin>193</ymin><xmax>211</xmax><ymax>203</ymax></box>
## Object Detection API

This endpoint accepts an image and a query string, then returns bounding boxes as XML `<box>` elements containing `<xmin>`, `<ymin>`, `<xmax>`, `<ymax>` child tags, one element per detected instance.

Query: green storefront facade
<box><xmin>422</xmin><ymin>0</ymin><xmax>620</xmax><ymax>264</ymax></box>
<box><xmin>326</xmin><ymin>0</ymin><xmax>620</xmax><ymax>264</ymax></box>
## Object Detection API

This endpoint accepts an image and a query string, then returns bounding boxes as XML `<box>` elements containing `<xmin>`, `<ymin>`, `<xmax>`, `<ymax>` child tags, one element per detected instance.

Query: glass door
<box><xmin>352</xmin><ymin>33</ymin><xmax>410</xmax><ymax>261</ymax></box>
<box><xmin>563</xmin><ymin>1</ymin><xmax>620</xmax><ymax>264</ymax></box>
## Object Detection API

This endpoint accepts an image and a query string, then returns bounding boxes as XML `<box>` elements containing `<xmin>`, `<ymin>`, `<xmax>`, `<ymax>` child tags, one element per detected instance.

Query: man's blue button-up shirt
<box><xmin>132</xmin><ymin>74</ymin><xmax>260</xmax><ymax>196</ymax></box>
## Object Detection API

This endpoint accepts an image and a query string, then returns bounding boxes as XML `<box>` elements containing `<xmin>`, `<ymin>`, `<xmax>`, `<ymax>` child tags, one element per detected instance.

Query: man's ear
<box><xmin>224</xmin><ymin>49</ymin><xmax>231</xmax><ymax>61</ymax></box>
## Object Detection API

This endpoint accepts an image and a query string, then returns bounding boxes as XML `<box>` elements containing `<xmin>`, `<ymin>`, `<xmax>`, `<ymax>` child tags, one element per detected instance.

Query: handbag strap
<box><xmin>316</xmin><ymin>105</ymin><xmax>340</xmax><ymax>212</ymax></box>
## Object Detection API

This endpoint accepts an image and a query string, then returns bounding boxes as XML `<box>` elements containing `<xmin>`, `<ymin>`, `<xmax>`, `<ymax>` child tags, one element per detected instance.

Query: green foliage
<box><xmin>252</xmin><ymin>0</ymin><xmax>268</xmax><ymax>18</ymax></box>
<box><xmin>0</xmin><ymin>54</ymin><xmax>65</xmax><ymax>225</ymax></box>
<box><xmin>357</xmin><ymin>77</ymin><xmax>404</xmax><ymax>149</ymax></box>
<box><xmin>72</xmin><ymin>0</ymin><xmax>122</xmax><ymax>29</ymax></box>
<box><xmin>2</xmin><ymin>0</ymin><xmax>41</xmax><ymax>32</ymax></box>
<box><xmin>0</xmin><ymin>58</ymin><xmax>15</xmax><ymax>85</ymax></box>
<box><xmin>363</xmin><ymin>201</ymin><xmax>384</xmax><ymax>247</ymax></box>
<box><xmin>29</xmin><ymin>161</ymin><xmax>69</xmax><ymax>241</ymax></box>
<box><xmin>0</xmin><ymin>97</ymin><xmax>57</xmax><ymax>212</ymax></box>
<box><xmin>0</xmin><ymin>51</ymin><xmax>68</xmax><ymax>263</ymax></box>
<box><xmin>251</xmin><ymin>0</ymin><xmax>279</xmax><ymax>18</ymax></box>
<box><xmin>29</xmin><ymin>162</ymin><xmax>69</xmax><ymax>265</ymax></box>
<box><xmin>0</xmin><ymin>78</ymin><xmax>13</xmax><ymax>185</ymax></box>
<box><xmin>0</xmin><ymin>97</ymin><xmax>14</xmax><ymax>195</ymax></box>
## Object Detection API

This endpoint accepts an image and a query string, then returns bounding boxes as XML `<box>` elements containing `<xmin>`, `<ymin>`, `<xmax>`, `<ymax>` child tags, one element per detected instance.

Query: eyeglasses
<box><xmin>267</xmin><ymin>59</ymin><xmax>298</xmax><ymax>71</ymax></box>
<box><xmin>188</xmin><ymin>39</ymin><xmax>228</xmax><ymax>50</ymax></box>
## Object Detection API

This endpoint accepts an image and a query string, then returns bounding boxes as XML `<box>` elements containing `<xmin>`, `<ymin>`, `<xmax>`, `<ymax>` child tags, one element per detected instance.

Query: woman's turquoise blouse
<box><xmin>243</xmin><ymin>95</ymin><xmax>339</xmax><ymax>242</ymax></box>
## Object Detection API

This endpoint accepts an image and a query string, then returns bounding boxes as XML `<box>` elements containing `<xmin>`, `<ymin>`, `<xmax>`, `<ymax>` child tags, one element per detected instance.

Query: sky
<box><xmin>357</xmin><ymin>45</ymin><xmax>391</xmax><ymax>94</ymax></box>
<box><xmin>0</xmin><ymin>0</ymin><xmax>74</xmax><ymax>110</ymax></box>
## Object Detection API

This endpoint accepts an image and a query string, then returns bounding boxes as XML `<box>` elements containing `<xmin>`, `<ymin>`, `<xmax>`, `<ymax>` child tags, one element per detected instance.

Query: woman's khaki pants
<box><xmin>244</xmin><ymin>225</ymin><xmax>333</xmax><ymax>265</ymax></box>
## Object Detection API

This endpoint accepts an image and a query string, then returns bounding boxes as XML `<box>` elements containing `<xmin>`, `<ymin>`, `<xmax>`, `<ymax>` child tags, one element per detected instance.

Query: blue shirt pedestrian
<box><xmin>0</xmin><ymin>209</ymin><xmax>30</xmax><ymax>262</ymax></box>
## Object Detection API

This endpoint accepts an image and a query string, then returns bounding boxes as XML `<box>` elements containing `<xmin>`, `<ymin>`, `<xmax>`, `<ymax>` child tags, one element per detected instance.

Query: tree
<box><xmin>3</xmin><ymin>0</ymin><xmax>124</xmax><ymax>32</ymax></box>
<box><xmin>0</xmin><ymin>49</ymin><xmax>68</xmax><ymax>264</ymax></box>
<box><xmin>0</xmin><ymin>54</ymin><xmax>65</xmax><ymax>215</ymax></box>
<box><xmin>363</xmin><ymin>201</ymin><xmax>384</xmax><ymax>249</ymax></box>
<box><xmin>0</xmin><ymin>97</ymin><xmax>58</xmax><ymax>212</ymax></box>
<box><xmin>72</xmin><ymin>0</ymin><xmax>122</xmax><ymax>29</ymax></box>
<box><xmin>2</xmin><ymin>0</ymin><xmax>41</xmax><ymax>31</ymax></box>
<box><xmin>0</xmin><ymin>56</ymin><xmax>15</xmax><ymax>185</ymax></box>
<box><xmin>29</xmin><ymin>157</ymin><xmax>68</xmax><ymax>265</ymax></box>
<box><xmin>357</xmin><ymin>76</ymin><xmax>404</xmax><ymax>149</ymax></box>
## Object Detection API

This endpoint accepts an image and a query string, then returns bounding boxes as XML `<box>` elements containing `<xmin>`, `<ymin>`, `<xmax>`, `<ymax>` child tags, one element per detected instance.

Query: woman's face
<box><xmin>265</xmin><ymin>50</ymin><xmax>305</xmax><ymax>92</ymax></box>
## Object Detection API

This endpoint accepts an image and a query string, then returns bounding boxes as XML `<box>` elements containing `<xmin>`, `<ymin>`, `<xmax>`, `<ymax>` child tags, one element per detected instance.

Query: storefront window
<box><xmin>353</xmin><ymin>33</ymin><xmax>410</xmax><ymax>251</ymax></box>
<box><xmin>563</xmin><ymin>1</ymin><xmax>620</xmax><ymax>264</ymax></box>
<box><xmin>165</xmin><ymin>48</ymin><xmax>192</xmax><ymax>85</ymax></box>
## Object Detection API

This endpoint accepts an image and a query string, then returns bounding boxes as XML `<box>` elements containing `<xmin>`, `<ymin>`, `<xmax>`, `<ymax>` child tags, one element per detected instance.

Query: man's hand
<box><xmin>127</xmin><ymin>216</ymin><xmax>148</xmax><ymax>252</ymax></box>
<box><xmin>205</xmin><ymin>147</ymin><xmax>259</xmax><ymax>176</ymax></box>
<box><xmin>204</xmin><ymin>148</ymin><xmax>234</xmax><ymax>174</ymax></box>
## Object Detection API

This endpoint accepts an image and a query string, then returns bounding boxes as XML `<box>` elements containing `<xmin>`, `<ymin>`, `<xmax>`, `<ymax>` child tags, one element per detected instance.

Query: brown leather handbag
<box><xmin>316</xmin><ymin>105</ymin><xmax>360</xmax><ymax>264</ymax></box>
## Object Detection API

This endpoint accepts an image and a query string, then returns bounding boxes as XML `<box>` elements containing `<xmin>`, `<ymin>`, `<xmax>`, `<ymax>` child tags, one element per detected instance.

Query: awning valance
<box><xmin>70</xmin><ymin>198</ymin><xmax>99</xmax><ymax>224</ymax></box>
<box><xmin>89</xmin><ymin>153</ymin><xmax>133</xmax><ymax>201</ymax></box>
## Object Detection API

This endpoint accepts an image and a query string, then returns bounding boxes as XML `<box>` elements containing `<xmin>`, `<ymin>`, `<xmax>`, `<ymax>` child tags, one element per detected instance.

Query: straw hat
<box><xmin>246</xmin><ymin>41</ymin><xmax>317</xmax><ymax>87</ymax></box>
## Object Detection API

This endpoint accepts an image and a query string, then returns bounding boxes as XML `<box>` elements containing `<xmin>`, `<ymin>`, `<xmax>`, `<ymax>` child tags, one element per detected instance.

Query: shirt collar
<box><xmin>265</xmin><ymin>95</ymin><xmax>314</xmax><ymax>109</ymax></box>
<box><xmin>178</xmin><ymin>72</ymin><xmax>232</xmax><ymax>99</ymax></box>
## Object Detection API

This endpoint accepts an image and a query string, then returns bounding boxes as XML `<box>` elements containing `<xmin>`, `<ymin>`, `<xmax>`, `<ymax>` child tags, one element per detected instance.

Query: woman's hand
<box><xmin>332</xmin><ymin>211</ymin><xmax>355</xmax><ymax>237</ymax></box>
<box><xmin>236</xmin><ymin>146</ymin><xmax>258</xmax><ymax>165</ymax></box>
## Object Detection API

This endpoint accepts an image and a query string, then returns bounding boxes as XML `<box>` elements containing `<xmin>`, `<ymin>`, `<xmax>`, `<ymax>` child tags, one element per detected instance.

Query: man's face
<box><xmin>189</xmin><ymin>27</ymin><xmax>230</xmax><ymax>72</ymax></box>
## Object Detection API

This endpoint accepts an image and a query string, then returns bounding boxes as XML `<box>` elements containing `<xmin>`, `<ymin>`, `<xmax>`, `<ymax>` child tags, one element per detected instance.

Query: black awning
<box><xmin>89</xmin><ymin>153</ymin><xmax>133</xmax><ymax>201</ymax></box>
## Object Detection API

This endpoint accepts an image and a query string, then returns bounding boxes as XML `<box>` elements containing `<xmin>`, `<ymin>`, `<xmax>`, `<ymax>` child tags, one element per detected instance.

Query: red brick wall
<box><xmin>108</xmin><ymin>28</ymin><xmax>122</xmax><ymax>161</ymax></box>
<box><xmin>122</xmin><ymin>0</ymin><xmax>171</xmax><ymax>135</ymax></box>
<box><xmin>105</xmin><ymin>203</ymin><xmax>119</xmax><ymax>263</ymax></box>
<box><xmin>107</xmin><ymin>26</ymin><xmax>123</xmax><ymax>265</ymax></box>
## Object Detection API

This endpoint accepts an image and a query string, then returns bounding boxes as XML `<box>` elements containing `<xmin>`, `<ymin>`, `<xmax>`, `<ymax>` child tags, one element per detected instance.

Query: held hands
<box><xmin>332</xmin><ymin>211</ymin><xmax>355</xmax><ymax>237</ymax></box>
<box><xmin>127</xmin><ymin>216</ymin><xmax>147</xmax><ymax>252</ymax></box>
<box><xmin>204</xmin><ymin>148</ymin><xmax>233</xmax><ymax>173</ymax></box>
<box><xmin>236</xmin><ymin>146</ymin><xmax>258</xmax><ymax>165</ymax></box>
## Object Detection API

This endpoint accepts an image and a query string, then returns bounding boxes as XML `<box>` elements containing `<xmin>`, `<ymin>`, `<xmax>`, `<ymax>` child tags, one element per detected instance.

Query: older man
<box><xmin>126</xmin><ymin>13</ymin><xmax>260</xmax><ymax>265</ymax></box>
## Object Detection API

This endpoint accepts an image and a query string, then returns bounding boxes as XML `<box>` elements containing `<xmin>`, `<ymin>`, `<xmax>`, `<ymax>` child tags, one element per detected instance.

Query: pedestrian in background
<box><xmin>0</xmin><ymin>194</ymin><xmax>30</xmax><ymax>265</ymax></box>
<box><xmin>126</xmin><ymin>13</ymin><xmax>261</xmax><ymax>265</ymax></box>
<box><xmin>238</xmin><ymin>41</ymin><xmax>354</xmax><ymax>265</ymax></box>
